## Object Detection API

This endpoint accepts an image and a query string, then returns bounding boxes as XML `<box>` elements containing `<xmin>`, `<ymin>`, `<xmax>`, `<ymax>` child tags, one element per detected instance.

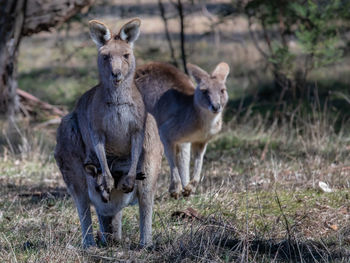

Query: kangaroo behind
<box><xmin>135</xmin><ymin>62</ymin><xmax>229</xmax><ymax>198</ymax></box>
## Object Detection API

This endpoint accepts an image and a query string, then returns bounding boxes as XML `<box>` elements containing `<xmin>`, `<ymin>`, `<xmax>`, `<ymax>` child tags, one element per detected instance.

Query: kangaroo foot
<box><xmin>182</xmin><ymin>186</ymin><xmax>192</xmax><ymax>197</ymax></box>
<box><xmin>170</xmin><ymin>191</ymin><xmax>181</xmax><ymax>199</ymax></box>
<box><xmin>169</xmin><ymin>181</ymin><xmax>182</xmax><ymax>199</ymax></box>
<box><xmin>97</xmin><ymin>231</ymin><xmax>118</xmax><ymax>247</ymax></box>
<box><xmin>183</xmin><ymin>181</ymin><xmax>198</xmax><ymax>197</ymax></box>
<box><xmin>117</xmin><ymin>175</ymin><xmax>135</xmax><ymax>193</ymax></box>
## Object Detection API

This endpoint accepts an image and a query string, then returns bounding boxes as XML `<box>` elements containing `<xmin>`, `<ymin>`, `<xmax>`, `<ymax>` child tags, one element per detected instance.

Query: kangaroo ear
<box><xmin>187</xmin><ymin>63</ymin><xmax>209</xmax><ymax>84</ymax></box>
<box><xmin>212</xmin><ymin>62</ymin><xmax>230</xmax><ymax>83</ymax></box>
<box><xmin>89</xmin><ymin>20</ymin><xmax>111</xmax><ymax>48</ymax></box>
<box><xmin>119</xmin><ymin>18</ymin><xmax>141</xmax><ymax>47</ymax></box>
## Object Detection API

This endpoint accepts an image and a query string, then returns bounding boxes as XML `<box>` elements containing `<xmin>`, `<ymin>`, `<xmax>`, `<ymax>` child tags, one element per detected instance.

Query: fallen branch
<box><xmin>17</xmin><ymin>88</ymin><xmax>67</xmax><ymax>120</ymax></box>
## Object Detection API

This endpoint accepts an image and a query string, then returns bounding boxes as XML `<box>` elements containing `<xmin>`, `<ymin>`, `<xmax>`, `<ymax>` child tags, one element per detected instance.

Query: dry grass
<box><xmin>0</xmin><ymin>109</ymin><xmax>350</xmax><ymax>262</ymax></box>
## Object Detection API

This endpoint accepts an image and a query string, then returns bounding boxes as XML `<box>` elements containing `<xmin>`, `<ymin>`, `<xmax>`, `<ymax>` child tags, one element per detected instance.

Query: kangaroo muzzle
<box><xmin>112</xmin><ymin>71</ymin><xmax>123</xmax><ymax>85</ymax></box>
<box><xmin>210</xmin><ymin>103</ymin><xmax>222</xmax><ymax>113</ymax></box>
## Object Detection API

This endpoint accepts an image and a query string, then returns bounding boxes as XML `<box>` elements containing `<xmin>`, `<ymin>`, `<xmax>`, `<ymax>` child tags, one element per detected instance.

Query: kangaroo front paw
<box><xmin>117</xmin><ymin>175</ymin><xmax>135</xmax><ymax>193</ymax></box>
<box><xmin>95</xmin><ymin>173</ymin><xmax>113</xmax><ymax>202</ymax></box>
<box><xmin>104</xmin><ymin>174</ymin><xmax>114</xmax><ymax>193</ymax></box>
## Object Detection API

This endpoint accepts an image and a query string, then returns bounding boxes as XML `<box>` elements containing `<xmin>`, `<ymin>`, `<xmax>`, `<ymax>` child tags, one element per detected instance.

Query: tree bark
<box><xmin>0</xmin><ymin>0</ymin><xmax>26</xmax><ymax>119</ymax></box>
<box><xmin>0</xmin><ymin>0</ymin><xmax>93</xmax><ymax>119</ymax></box>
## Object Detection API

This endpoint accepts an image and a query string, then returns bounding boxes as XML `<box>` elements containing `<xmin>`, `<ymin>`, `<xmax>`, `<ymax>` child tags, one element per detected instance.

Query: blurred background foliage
<box><xmin>12</xmin><ymin>0</ymin><xmax>350</xmax><ymax>128</ymax></box>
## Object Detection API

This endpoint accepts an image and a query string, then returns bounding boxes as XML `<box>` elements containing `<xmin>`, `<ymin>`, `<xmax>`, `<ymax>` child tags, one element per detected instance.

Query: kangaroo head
<box><xmin>89</xmin><ymin>19</ymin><xmax>141</xmax><ymax>87</ymax></box>
<box><xmin>188</xmin><ymin>62</ymin><xmax>230</xmax><ymax>114</ymax></box>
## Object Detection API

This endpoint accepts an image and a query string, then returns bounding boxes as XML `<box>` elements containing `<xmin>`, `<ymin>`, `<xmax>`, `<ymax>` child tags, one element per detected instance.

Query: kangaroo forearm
<box><xmin>128</xmin><ymin>131</ymin><xmax>144</xmax><ymax>175</ymax></box>
<box><xmin>94</xmin><ymin>141</ymin><xmax>111</xmax><ymax>176</ymax></box>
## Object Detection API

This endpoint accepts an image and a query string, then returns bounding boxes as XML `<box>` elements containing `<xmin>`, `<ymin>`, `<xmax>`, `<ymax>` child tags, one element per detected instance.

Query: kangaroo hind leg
<box><xmin>183</xmin><ymin>142</ymin><xmax>207</xmax><ymax>196</ymax></box>
<box><xmin>176</xmin><ymin>143</ymin><xmax>191</xmax><ymax>196</ymax></box>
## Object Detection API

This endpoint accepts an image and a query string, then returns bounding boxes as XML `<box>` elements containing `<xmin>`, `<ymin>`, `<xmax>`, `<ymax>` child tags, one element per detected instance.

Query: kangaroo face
<box><xmin>188</xmin><ymin>63</ymin><xmax>230</xmax><ymax>114</ymax></box>
<box><xmin>89</xmin><ymin>19</ymin><xmax>141</xmax><ymax>86</ymax></box>
<box><xmin>98</xmin><ymin>40</ymin><xmax>134</xmax><ymax>86</ymax></box>
<box><xmin>195</xmin><ymin>77</ymin><xmax>228</xmax><ymax>113</ymax></box>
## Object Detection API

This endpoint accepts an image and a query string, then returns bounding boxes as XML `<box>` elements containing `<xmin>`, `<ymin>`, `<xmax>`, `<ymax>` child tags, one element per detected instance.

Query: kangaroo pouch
<box><xmin>84</xmin><ymin>153</ymin><xmax>145</xmax><ymax>187</ymax></box>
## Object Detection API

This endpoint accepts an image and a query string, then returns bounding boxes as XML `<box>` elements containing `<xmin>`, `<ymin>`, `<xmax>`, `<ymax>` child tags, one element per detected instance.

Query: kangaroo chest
<box><xmin>102</xmin><ymin>103</ymin><xmax>138</xmax><ymax>155</ymax></box>
<box><xmin>180</xmin><ymin>113</ymin><xmax>222</xmax><ymax>143</ymax></box>
<box><xmin>206</xmin><ymin>113</ymin><xmax>222</xmax><ymax>137</ymax></box>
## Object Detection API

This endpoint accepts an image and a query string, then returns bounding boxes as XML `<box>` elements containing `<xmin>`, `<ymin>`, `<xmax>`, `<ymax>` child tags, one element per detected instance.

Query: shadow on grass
<box><xmin>3</xmin><ymin>181</ymin><xmax>68</xmax><ymax>204</ymax></box>
<box><xmin>216</xmin><ymin>238</ymin><xmax>347</xmax><ymax>262</ymax></box>
<box><xmin>159</xmin><ymin>220</ymin><xmax>349</xmax><ymax>262</ymax></box>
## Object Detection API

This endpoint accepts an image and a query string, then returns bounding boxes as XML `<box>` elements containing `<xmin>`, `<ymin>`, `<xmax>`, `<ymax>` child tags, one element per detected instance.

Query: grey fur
<box><xmin>54</xmin><ymin>19</ymin><xmax>163</xmax><ymax>248</ymax></box>
<box><xmin>135</xmin><ymin>62</ymin><xmax>229</xmax><ymax>198</ymax></box>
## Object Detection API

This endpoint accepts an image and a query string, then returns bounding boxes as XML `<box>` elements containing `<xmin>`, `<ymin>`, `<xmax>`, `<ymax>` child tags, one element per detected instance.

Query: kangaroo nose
<box><xmin>211</xmin><ymin>104</ymin><xmax>222</xmax><ymax>113</ymax></box>
<box><xmin>112</xmin><ymin>71</ymin><xmax>123</xmax><ymax>82</ymax></box>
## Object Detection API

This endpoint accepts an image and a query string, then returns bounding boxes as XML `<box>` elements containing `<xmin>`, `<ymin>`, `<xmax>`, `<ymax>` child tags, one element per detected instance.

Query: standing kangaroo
<box><xmin>81</xmin><ymin>18</ymin><xmax>146</xmax><ymax>201</ymax></box>
<box><xmin>135</xmin><ymin>62</ymin><xmax>229</xmax><ymax>198</ymax></box>
<box><xmin>55</xmin><ymin>19</ymin><xmax>163</xmax><ymax>248</ymax></box>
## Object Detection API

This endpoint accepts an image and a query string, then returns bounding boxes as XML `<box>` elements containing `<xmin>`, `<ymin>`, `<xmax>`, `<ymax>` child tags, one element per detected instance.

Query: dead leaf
<box><xmin>324</xmin><ymin>222</ymin><xmax>338</xmax><ymax>231</ymax></box>
<box><xmin>330</xmin><ymin>225</ymin><xmax>338</xmax><ymax>231</ymax></box>
<box><xmin>171</xmin><ymin>207</ymin><xmax>202</xmax><ymax>221</ymax></box>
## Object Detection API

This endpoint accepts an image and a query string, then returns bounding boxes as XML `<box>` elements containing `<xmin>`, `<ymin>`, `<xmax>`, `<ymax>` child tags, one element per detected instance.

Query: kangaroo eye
<box><xmin>123</xmin><ymin>53</ymin><xmax>129</xmax><ymax>59</ymax></box>
<box><xmin>201</xmin><ymin>89</ymin><xmax>208</xmax><ymax>95</ymax></box>
<box><xmin>102</xmin><ymin>54</ymin><xmax>109</xmax><ymax>61</ymax></box>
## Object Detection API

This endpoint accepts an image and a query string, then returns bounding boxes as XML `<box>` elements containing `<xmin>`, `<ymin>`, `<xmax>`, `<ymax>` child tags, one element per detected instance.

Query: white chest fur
<box><xmin>179</xmin><ymin>112</ymin><xmax>222</xmax><ymax>143</ymax></box>
<box><xmin>200</xmin><ymin>112</ymin><xmax>222</xmax><ymax>141</ymax></box>
<box><xmin>207</xmin><ymin>112</ymin><xmax>222</xmax><ymax>136</ymax></box>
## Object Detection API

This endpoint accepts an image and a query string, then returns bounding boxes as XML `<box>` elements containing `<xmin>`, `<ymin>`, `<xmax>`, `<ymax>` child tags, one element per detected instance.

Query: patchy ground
<box><xmin>0</xmin><ymin>116</ymin><xmax>349</xmax><ymax>262</ymax></box>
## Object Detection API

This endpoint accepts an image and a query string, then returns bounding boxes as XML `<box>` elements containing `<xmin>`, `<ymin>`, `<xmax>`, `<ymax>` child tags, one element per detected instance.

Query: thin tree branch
<box><xmin>158</xmin><ymin>0</ymin><xmax>178</xmax><ymax>66</ymax></box>
<box><xmin>176</xmin><ymin>0</ymin><xmax>188</xmax><ymax>74</ymax></box>
<box><xmin>248</xmin><ymin>17</ymin><xmax>268</xmax><ymax>59</ymax></box>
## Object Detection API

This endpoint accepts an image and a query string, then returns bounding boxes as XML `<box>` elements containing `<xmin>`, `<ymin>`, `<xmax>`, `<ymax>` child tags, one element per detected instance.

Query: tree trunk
<box><xmin>0</xmin><ymin>0</ymin><xmax>26</xmax><ymax>119</ymax></box>
<box><xmin>0</xmin><ymin>0</ymin><xmax>93</xmax><ymax>119</ymax></box>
